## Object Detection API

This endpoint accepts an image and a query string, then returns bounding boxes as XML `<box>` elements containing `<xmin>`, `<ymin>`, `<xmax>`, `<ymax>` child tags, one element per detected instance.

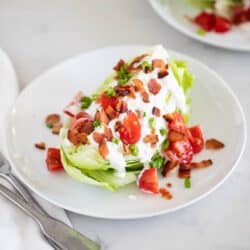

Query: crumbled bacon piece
<box><xmin>147</xmin><ymin>79</ymin><xmax>161</xmax><ymax>95</ymax></box>
<box><xmin>158</xmin><ymin>70</ymin><xmax>169</xmax><ymax>79</ymax></box>
<box><xmin>72</xmin><ymin>118</ymin><xmax>94</xmax><ymax>135</ymax></box>
<box><xmin>123</xmin><ymin>144</ymin><xmax>131</xmax><ymax>155</ymax></box>
<box><xmin>115</xmin><ymin>85</ymin><xmax>130</xmax><ymax>96</ymax></box>
<box><xmin>162</xmin><ymin>160</ymin><xmax>178</xmax><ymax>177</ymax></box>
<box><xmin>127</xmin><ymin>54</ymin><xmax>147</xmax><ymax>73</ymax></box>
<box><xmin>183</xmin><ymin>159</ymin><xmax>213</xmax><ymax>170</ymax></box>
<box><xmin>168</xmin><ymin>130</ymin><xmax>186</xmax><ymax>142</ymax></box>
<box><xmin>104</xmin><ymin>127</ymin><xmax>113</xmax><ymax>141</ymax></box>
<box><xmin>143</xmin><ymin>134</ymin><xmax>159</xmax><ymax>147</ymax></box>
<box><xmin>93</xmin><ymin>132</ymin><xmax>105</xmax><ymax>144</ymax></box>
<box><xmin>34</xmin><ymin>142</ymin><xmax>46</xmax><ymax>150</ymax></box>
<box><xmin>133</xmin><ymin>79</ymin><xmax>144</xmax><ymax>92</ymax></box>
<box><xmin>163</xmin><ymin>113</ymin><xmax>173</xmax><ymax>122</ymax></box>
<box><xmin>115</xmin><ymin>99</ymin><xmax>128</xmax><ymax>113</ymax></box>
<box><xmin>178</xmin><ymin>165</ymin><xmax>191</xmax><ymax>179</ymax></box>
<box><xmin>205</xmin><ymin>139</ymin><xmax>225</xmax><ymax>150</ymax></box>
<box><xmin>114</xmin><ymin>121</ymin><xmax>122</xmax><ymax>132</ymax></box>
<box><xmin>142</xmin><ymin>91</ymin><xmax>150</xmax><ymax>103</ymax></box>
<box><xmin>152</xmin><ymin>106</ymin><xmax>161</xmax><ymax>117</ymax></box>
<box><xmin>135</xmin><ymin>110</ymin><xmax>143</xmax><ymax>118</ymax></box>
<box><xmin>113</xmin><ymin>59</ymin><xmax>125</xmax><ymax>71</ymax></box>
<box><xmin>105</xmin><ymin>106</ymin><xmax>119</xmax><ymax>120</ymax></box>
<box><xmin>52</xmin><ymin>123</ymin><xmax>63</xmax><ymax>135</ymax></box>
<box><xmin>159</xmin><ymin>188</ymin><xmax>173</xmax><ymax>200</ymax></box>
<box><xmin>152</xmin><ymin>59</ymin><xmax>165</xmax><ymax>70</ymax></box>
<box><xmin>98</xmin><ymin>139</ymin><xmax>109</xmax><ymax>159</ymax></box>
<box><xmin>45</xmin><ymin>114</ymin><xmax>60</xmax><ymax>126</ymax></box>
<box><xmin>95</xmin><ymin>109</ymin><xmax>109</xmax><ymax>125</ymax></box>
<box><xmin>166</xmin><ymin>183</ymin><xmax>172</xmax><ymax>188</ymax></box>
<box><xmin>67</xmin><ymin>130</ymin><xmax>89</xmax><ymax>146</ymax></box>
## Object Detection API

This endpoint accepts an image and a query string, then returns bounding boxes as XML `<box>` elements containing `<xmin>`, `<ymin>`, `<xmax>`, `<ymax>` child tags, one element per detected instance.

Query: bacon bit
<box><xmin>184</xmin><ymin>159</ymin><xmax>213</xmax><ymax>169</ymax></box>
<box><xmin>142</xmin><ymin>91</ymin><xmax>150</xmax><ymax>103</ymax></box>
<box><xmin>52</xmin><ymin>123</ymin><xmax>63</xmax><ymax>135</ymax></box>
<box><xmin>147</xmin><ymin>79</ymin><xmax>161</xmax><ymax>95</ymax></box>
<box><xmin>113</xmin><ymin>59</ymin><xmax>125</xmax><ymax>71</ymax></box>
<box><xmin>158</xmin><ymin>70</ymin><xmax>169</xmax><ymax>79</ymax></box>
<box><xmin>98</xmin><ymin>139</ymin><xmax>109</xmax><ymax>159</ymax></box>
<box><xmin>115</xmin><ymin>99</ymin><xmax>128</xmax><ymax>113</ymax></box>
<box><xmin>67</xmin><ymin>130</ymin><xmax>89</xmax><ymax>146</ymax></box>
<box><xmin>45</xmin><ymin>114</ymin><xmax>60</xmax><ymax>127</ymax></box>
<box><xmin>152</xmin><ymin>106</ymin><xmax>161</xmax><ymax>117</ymax></box>
<box><xmin>105</xmin><ymin>106</ymin><xmax>119</xmax><ymax>120</ymax></box>
<box><xmin>162</xmin><ymin>160</ymin><xmax>178</xmax><ymax>177</ymax></box>
<box><xmin>159</xmin><ymin>188</ymin><xmax>173</xmax><ymax>200</ymax></box>
<box><xmin>95</xmin><ymin>109</ymin><xmax>109</xmax><ymax>125</ymax></box>
<box><xmin>205</xmin><ymin>139</ymin><xmax>225</xmax><ymax>150</ymax></box>
<box><xmin>152</xmin><ymin>59</ymin><xmax>165</xmax><ymax>70</ymax></box>
<box><xmin>93</xmin><ymin>132</ymin><xmax>105</xmax><ymax>144</ymax></box>
<box><xmin>72</xmin><ymin>118</ymin><xmax>94</xmax><ymax>135</ymax></box>
<box><xmin>114</xmin><ymin>121</ymin><xmax>122</xmax><ymax>132</ymax></box>
<box><xmin>178</xmin><ymin>166</ymin><xmax>191</xmax><ymax>179</ymax></box>
<box><xmin>163</xmin><ymin>113</ymin><xmax>173</xmax><ymax>122</ymax></box>
<box><xmin>123</xmin><ymin>144</ymin><xmax>131</xmax><ymax>155</ymax></box>
<box><xmin>115</xmin><ymin>85</ymin><xmax>130</xmax><ymax>96</ymax></box>
<box><xmin>143</xmin><ymin>134</ymin><xmax>159</xmax><ymax>147</ymax></box>
<box><xmin>104</xmin><ymin>127</ymin><xmax>113</xmax><ymax>141</ymax></box>
<box><xmin>127</xmin><ymin>54</ymin><xmax>147</xmax><ymax>73</ymax></box>
<box><xmin>34</xmin><ymin>142</ymin><xmax>46</xmax><ymax>150</ymax></box>
<box><xmin>151</xmin><ymin>127</ymin><xmax>156</xmax><ymax>135</ymax></box>
<box><xmin>135</xmin><ymin>109</ymin><xmax>143</xmax><ymax>118</ymax></box>
<box><xmin>166</xmin><ymin>183</ymin><xmax>172</xmax><ymax>188</ymax></box>
<box><xmin>168</xmin><ymin>130</ymin><xmax>186</xmax><ymax>142</ymax></box>
<box><xmin>133</xmin><ymin>79</ymin><xmax>144</xmax><ymax>92</ymax></box>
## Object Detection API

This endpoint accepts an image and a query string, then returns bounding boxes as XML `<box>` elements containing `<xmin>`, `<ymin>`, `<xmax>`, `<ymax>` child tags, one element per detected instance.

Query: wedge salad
<box><xmin>42</xmin><ymin>45</ymin><xmax>224</xmax><ymax>196</ymax></box>
<box><xmin>188</xmin><ymin>0</ymin><xmax>250</xmax><ymax>33</ymax></box>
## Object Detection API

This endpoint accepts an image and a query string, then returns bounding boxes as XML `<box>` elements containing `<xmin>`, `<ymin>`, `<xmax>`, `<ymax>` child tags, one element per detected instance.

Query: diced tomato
<box><xmin>46</xmin><ymin>148</ymin><xmax>63</xmax><ymax>171</ymax></box>
<box><xmin>137</xmin><ymin>168</ymin><xmax>159</xmax><ymax>194</ymax></box>
<box><xmin>100</xmin><ymin>93</ymin><xmax>117</xmax><ymax>110</ymax></box>
<box><xmin>194</xmin><ymin>11</ymin><xmax>215</xmax><ymax>31</ymax></box>
<box><xmin>165</xmin><ymin>139</ymin><xmax>193</xmax><ymax>164</ymax></box>
<box><xmin>166</xmin><ymin>112</ymin><xmax>187</xmax><ymax>135</ymax></box>
<box><xmin>188</xmin><ymin>125</ymin><xmax>204</xmax><ymax>154</ymax></box>
<box><xmin>119</xmin><ymin>111</ymin><xmax>141</xmax><ymax>144</ymax></box>
<box><xmin>214</xmin><ymin>16</ymin><xmax>231</xmax><ymax>33</ymax></box>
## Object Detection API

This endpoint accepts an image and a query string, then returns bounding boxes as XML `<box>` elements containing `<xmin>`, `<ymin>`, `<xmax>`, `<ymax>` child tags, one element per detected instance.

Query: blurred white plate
<box><xmin>149</xmin><ymin>0</ymin><xmax>250</xmax><ymax>51</ymax></box>
<box><xmin>5</xmin><ymin>45</ymin><xmax>246</xmax><ymax>219</ymax></box>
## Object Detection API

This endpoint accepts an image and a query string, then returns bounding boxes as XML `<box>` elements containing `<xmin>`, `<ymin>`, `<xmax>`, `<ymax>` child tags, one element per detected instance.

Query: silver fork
<box><xmin>0</xmin><ymin>152</ymin><xmax>60</xmax><ymax>249</ymax></box>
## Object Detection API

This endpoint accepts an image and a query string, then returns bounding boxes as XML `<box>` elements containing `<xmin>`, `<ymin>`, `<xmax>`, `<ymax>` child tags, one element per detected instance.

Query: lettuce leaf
<box><xmin>187</xmin><ymin>0</ymin><xmax>214</xmax><ymax>9</ymax></box>
<box><xmin>61</xmin><ymin>148</ymin><xmax>137</xmax><ymax>191</ymax></box>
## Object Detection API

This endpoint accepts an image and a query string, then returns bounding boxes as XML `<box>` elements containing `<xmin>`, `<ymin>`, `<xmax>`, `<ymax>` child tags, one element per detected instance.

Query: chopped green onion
<box><xmin>143</xmin><ymin>111</ymin><xmax>146</xmax><ymax>118</ymax></box>
<box><xmin>117</xmin><ymin>63</ymin><xmax>132</xmax><ymax>85</ymax></box>
<box><xmin>91</xmin><ymin>93</ymin><xmax>99</xmax><ymax>101</ymax></box>
<box><xmin>149</xmin><ymin>151</ymin><xmax>165</xmax><ymax>168</ymax></box>
<box><xmin>47</xmin><ymin>124</ymin><xmax>53</xmax><ymax>129</ymax></box>
<box><xmin>141</xmin><ymin>61</ymin><xmax>153</xmax><ymax>71</ymax></box>
<box><xmin>93</xmin><ymin>120</ymin><xmax>101</xmax><ymax>128</ymax></box>
<box><xmin>161</xmin><ymin>139</ymin><xmax>169</xmax><ymax>151</ymax></box>
<box><xmin>112</xmin><ymin>137</ymin><xmax>120</xmax><ymax>144</ymax></box>
<box><xmin>106</xmin><ymin>87</ymin><xmax>116</xmax><ymax>97</ymax></box>
<box><xmin>81</xmin><ymin>96</ymin><xmax>92</xmax><ymax>109</ymax></box>
<box><xmin>196</xmin><ymin>28</ymin><xmax>206</xmax><ymax>36</ymax></box>
<box><xmin>149</xmin><ymin>117</ymin><xmax>156</xmax><ymax>129</ymax></box>
<box><xmin>160</xmin><ymin>128</ymin><xmax>167</xmax><ymax>136</ymax></box>
<box><xmin>184</xmin><ymin>178</ymin><xmax>191</xmax><ymax>188</ymax></box>
<box><xmin>129</xmin><ymin>144</ymin><xmax>139</xmax><ymax>156</ymax></box>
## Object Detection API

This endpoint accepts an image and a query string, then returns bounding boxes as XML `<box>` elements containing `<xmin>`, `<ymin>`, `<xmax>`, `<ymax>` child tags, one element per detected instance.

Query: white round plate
<box><xmin>6</xmin><ymin>45</ymin><xmax>246</xmax><ymax>219</ymax></box>
<box><xmin>149</xmin><ymin>0</ymin><xmax>250</xmax><ymax>51</ymax></box>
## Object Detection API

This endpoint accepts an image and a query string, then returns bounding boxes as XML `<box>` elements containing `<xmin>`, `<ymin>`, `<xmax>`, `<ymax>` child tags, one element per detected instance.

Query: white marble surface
<box><xmin>0</xmin><ymin>0</ymin><xmax>250</xmax><ymax>249</ymax></box>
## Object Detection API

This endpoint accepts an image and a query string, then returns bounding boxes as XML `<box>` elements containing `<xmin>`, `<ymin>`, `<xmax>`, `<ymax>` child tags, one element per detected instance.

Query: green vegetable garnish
<box><xmin>149</xmin><ymin>117</ymin><xmax>156</xmax><ymax>129</ymax></box>
<box><xmin>196</xmin><ymin>28</ymin><xmax>206</xmax><ymax>36</ymax></box>
<box><xmin>106</xmin><ymin>87</ymin><xmax>116</xmax><ymax>97</ymax></box>
<box><xmin>160</xmin><ymin>128</ymin><xmax>167</xmax><ymax>136</ymax></box>
<box><xmin>184</xmin><ymin>178</ymin><xmax>191</xmax><ymax>188</ymax></box>
<box><xmin>47</xmin><ymin>124</ymin><xmax>53</xmax><ymax>129</ymax></box>
<box><xmin>93</xmin><ymin>120</ymin><xmax>101</xmax><ymax>128</ymax></box>
<box><xmin>112</xmin><ymin>137</ymin><xmax>120</xmax><ymax>144</ymax></box>
<box><xmin>141</xmin><ymin>61</ymin><xmax>153</xmax><ymax>72</ymax></box>
<box><xmin>149</xmin><ymin>151</ymin><xmax>165</xmax><ymax>168</ymax></box>
<box><xmin>116</xmin><ymin>63</ymin><xmax>132</xmax><ymax>85</ymax></box>
<box><xmin>143</xmin><ymin>111</ymin><xmax>146</xmax><ymax>118</ymax></box>
<box><xmin>129</xmin><ymin>144</ymin><xmax>139</xmax><ymax>156</ymax></box>
<box><xmin>81</xmin><ymin>96</ymin><xmax>92</xmax><ymax>109</ymax></box>
<box><xmin>161</xmin><ymin>139</ymin><xmax>169</xmax><ymax>151</ymax></box>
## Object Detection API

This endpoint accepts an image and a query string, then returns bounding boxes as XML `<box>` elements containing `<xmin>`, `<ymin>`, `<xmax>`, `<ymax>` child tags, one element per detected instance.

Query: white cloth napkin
<box><xmin>0</xmin><ymin>48</ymin><xmax>71</xmax><ymax>250</ymax></box>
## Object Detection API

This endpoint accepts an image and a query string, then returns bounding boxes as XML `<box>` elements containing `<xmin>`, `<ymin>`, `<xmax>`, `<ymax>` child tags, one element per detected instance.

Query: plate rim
<box><xmin>6</xmin><ymin>45</ymin><xmax>247</xmax><ymax>219</ymax></box>
<box><xmin>148</xmin><ymin>0</ymin><xmax>250</xmax><ymax>52</ymax></box>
